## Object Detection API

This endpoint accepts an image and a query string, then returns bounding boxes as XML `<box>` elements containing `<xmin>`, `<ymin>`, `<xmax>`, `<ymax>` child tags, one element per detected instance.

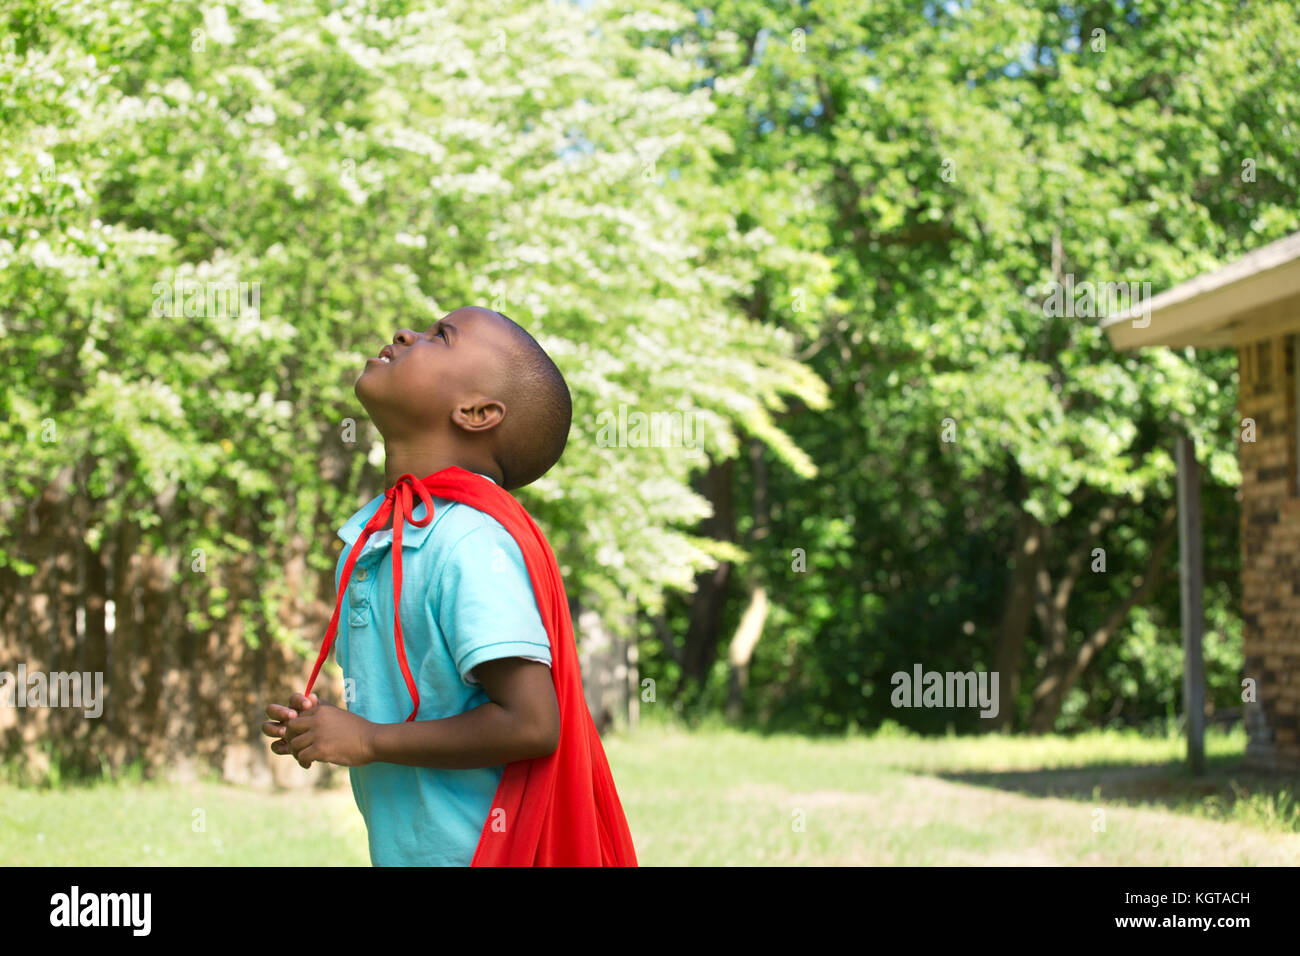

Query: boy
<box><xmin>261</xmin><ymin>306</ymin><xmax>637</xmax><ymax>866</ymax></box>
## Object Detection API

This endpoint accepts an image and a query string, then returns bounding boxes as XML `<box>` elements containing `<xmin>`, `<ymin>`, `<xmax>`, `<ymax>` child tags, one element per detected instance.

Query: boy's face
<box><xmin>355</xmin><ymin>306</ymin><xmax>511</xmax><ymax>438</ymax></box>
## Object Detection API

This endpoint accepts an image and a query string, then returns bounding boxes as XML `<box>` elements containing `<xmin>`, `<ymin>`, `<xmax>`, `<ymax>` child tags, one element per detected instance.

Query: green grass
<box><xmin>3</xmin><ymin>714</ymin><xmax>1297</xmax><ymax>865</ymax></box>
<box><xmin>0</xmin><ymin>770</ymin><xmax>370</xmax><ymax>866</ymax></box>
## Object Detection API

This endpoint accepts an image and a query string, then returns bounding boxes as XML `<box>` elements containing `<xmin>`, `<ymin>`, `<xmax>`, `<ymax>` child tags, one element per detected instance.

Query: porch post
<box><xmin>1175</xmin><ymin>431</ymin><xmax>1206</xmax><ymax>774</ymax></box>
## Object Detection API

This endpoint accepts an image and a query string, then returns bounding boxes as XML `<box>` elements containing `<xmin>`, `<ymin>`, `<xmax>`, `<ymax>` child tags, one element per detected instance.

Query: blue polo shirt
<box><xmin>332</xmin><ymin>472</ymin><xmax>552</xmax><ymax>866</ymax></box>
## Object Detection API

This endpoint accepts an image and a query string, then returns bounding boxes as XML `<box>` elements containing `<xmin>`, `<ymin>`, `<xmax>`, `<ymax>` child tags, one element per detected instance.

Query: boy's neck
<box><xmin>381</xmin><ymin>436</ymin><xmax>502</xmax><ymax>488</ymax></box>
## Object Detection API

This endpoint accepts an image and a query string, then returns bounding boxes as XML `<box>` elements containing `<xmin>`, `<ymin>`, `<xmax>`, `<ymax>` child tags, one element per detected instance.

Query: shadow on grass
<box><xmin>933</xmin><ymin>755</ymin><xmax>1300</xmax><ymax>832</ymax></box>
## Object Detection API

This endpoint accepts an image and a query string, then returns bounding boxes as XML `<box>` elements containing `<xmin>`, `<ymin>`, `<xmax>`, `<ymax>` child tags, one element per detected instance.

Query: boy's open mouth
<box><xmin>368</xmin><ymin>345</ymin><xmax>395</xmax><ymax>366</ymax></box>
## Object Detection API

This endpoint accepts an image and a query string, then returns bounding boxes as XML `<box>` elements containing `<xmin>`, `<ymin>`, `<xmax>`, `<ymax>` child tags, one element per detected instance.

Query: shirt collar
<box><xmin>337</xmin><ymin>471</ymin><xmax>498</xmax><ymax>551</ymax></box>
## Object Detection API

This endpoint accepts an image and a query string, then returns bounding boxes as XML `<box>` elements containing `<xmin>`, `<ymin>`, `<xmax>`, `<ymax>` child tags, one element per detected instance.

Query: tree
<box><xmin>0</xmin><ymin>0</ymin><xmax>826</xmax><ymax>773</ymax></box>
<box><xmin>667</xmin><ymin>0</ymin><xmax>1295</xmax><ymax>732</ymax></box>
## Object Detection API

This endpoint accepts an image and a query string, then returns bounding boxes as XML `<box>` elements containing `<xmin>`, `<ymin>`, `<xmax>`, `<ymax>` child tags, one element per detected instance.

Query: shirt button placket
<box><xmin>350</xmin><ymin>560</ymin><xmax>374</xmax><ymax>628</ymax></box>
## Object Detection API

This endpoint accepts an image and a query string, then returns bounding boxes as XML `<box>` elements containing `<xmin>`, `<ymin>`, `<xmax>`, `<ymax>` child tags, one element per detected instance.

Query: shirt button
<box><xmin>356</xmin><ymin>568</ymin><xmax>368</xmax><ymax>581</ymax></box>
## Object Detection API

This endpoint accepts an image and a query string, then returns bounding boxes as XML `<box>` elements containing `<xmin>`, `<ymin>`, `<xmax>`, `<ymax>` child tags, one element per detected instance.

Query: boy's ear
<box><xmin>452</xmin><ymin>397</ymin><xmax>505</xmax><ymax>433</ymax></box>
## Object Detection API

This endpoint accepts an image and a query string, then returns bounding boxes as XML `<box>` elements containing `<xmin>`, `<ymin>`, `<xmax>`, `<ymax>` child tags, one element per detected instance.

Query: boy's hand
<box><xmin>285</xmin><ymin>698</ymin><xmax>376</xmax><ymax>769</ymax></box>
<box><xmin>262</xmin><ymin>692</ymin><xmax>318</xmax><ymax>757</ymax></box>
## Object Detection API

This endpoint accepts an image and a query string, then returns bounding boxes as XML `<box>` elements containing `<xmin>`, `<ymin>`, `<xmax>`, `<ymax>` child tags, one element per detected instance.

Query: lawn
<box><xmin>3</xmin><ymin>715</ymin><xmax>1297</xmax><ymax>865</ymax></box>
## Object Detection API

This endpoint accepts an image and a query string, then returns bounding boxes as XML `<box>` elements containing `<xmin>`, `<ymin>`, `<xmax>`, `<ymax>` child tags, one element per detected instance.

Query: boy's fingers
<box><xmin>261</xmin><ymin>720</ymin><xmax>287</xmax><ymax>740</ymax></box>
<box><xmin>265</xmin><ymin>703</ymin><xmax>297</xmax><ymax>722</ymax></box>
<box><xmin>289</xmin><ymin>692</ymin><xmax>319</xmax><ymax>711</ymax></box>
<box><xmin>270</xmin><ymin>739</ymin><xmax>291</xmax><ymax>755</ymax></box>
<box><xmin>286</xmin><ymin>713</ymin><xmax>315</xmax><ymax>734</ymax></box>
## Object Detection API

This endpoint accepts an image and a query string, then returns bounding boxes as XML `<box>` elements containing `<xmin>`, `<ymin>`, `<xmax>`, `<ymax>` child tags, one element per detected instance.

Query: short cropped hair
<box><xmin>490</xmin><ymin>312</ymin><xmax>572</xmax><ymax>490</ymax></box>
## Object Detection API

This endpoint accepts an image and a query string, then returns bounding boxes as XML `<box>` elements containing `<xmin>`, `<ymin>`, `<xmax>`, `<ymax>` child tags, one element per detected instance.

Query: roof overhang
<box><xmin>1101</xmin><ymin>232</ymin><xmax>1300</xmax><ymax>350</ymax></box>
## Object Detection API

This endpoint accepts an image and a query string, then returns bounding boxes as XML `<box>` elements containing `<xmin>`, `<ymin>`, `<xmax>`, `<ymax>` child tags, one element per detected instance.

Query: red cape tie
<box><xmin>304</xmin><ymin>466</ymin><xmax>638</xmax><ymax>866</ymax></box>
<box><xmin>304</xmin><ymin>472</ymin><xmax>433</xmax><ymax>722</ymax></box>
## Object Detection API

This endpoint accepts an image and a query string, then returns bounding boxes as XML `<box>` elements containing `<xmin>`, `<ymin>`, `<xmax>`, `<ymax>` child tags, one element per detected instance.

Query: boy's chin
<box><xmin>355</xmin><ymin>363</ymin><xmax>389</xmax><ymax>395</ymax></box>
<box><xmin>354</xmin><ymin>373</ymin><xmax>389</xmax><ymax>416</ymax></box>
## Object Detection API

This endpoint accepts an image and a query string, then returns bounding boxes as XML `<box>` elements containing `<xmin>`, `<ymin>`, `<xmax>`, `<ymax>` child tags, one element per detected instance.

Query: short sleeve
<box><xmin>435</xmin><ymin>523</ymin><xmax>553</xmax><ymax>688</ymax></box>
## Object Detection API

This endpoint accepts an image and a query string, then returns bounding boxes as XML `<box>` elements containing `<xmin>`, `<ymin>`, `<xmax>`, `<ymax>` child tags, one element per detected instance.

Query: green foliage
<box><xmin>1</xmin><ymin>0</ymin><xmax>825</xmax><ymax>646</ymax></box>
<box><xmin>3</xmin><ymin>0</ymin><xmax>1290</xmax><ymax>738</ymax></box>
<box><xmin>653</xmin><ymin>0</ymin><xmax>1295</xmax><ymax>732</ymax></box>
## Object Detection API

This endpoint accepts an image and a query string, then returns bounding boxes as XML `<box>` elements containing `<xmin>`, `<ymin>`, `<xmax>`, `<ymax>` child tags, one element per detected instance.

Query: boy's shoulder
<box><xmin>428</xmin><ymin>497</ymin><xmax>525</xmax><ymax>577</ymax></box>
<box><xmin>431</xmin><ymin>495</ymin><xmax>512</xmax><ymax>547</ymax></box>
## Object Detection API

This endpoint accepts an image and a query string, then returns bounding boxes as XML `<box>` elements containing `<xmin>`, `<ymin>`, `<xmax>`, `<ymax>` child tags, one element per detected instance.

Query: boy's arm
<box><xmin>367</xmin><ymin>657</ymin><xmax>559</xmax><ymax>769</ymax></box>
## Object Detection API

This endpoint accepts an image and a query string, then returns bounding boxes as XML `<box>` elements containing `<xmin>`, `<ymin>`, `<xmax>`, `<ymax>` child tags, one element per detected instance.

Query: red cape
<box><xmin>305</xmin><ymin>467</ymin><xmax>638</xmax><ymax>866</ymax></box>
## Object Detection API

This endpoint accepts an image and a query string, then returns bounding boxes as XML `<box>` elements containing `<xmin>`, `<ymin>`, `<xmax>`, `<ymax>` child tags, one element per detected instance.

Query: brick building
<box><xmin>1103</xmin><ymin>232</ymin><xmax>1300</xmax><ymax>772</ymax></box>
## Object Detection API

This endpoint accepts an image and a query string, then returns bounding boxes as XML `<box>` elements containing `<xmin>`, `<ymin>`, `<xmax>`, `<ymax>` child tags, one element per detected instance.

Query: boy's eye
<box><xmin>436</xmin><ymin>327</ymin><xmax>448</xmax><ymax>341</ymax></box>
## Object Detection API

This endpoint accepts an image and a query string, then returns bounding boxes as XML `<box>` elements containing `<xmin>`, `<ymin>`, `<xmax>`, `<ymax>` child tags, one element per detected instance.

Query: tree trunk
<box><xmin>992</xmin><ymin>507</ymin><xmax>1042</xmax><ymax>732</ymax></box>
<box><xmin>682</xmin><ymin>457</ymin><xmax>735</xmax><ymax>691</ymax></box>
<box><xmin>726</xmin><ymin>585</ymin><xmax>768</xmax><ymax>720</ymax></box>
<box><xmin>573</xmin><ymin>595</ymin><xmax>619</xmax><ymax>735</ymax></box>
<box><xmin>108</xmin><ymin>507</ymin><xmax>141</xmax><ymax>771</ymax></box>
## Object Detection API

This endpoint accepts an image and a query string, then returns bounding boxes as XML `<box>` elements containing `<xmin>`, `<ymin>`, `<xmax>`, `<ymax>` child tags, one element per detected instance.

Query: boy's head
<box><xmin>355</xmin><ymin>306</ymin><xmax>571</xmax><ymax>491</ymax></box>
